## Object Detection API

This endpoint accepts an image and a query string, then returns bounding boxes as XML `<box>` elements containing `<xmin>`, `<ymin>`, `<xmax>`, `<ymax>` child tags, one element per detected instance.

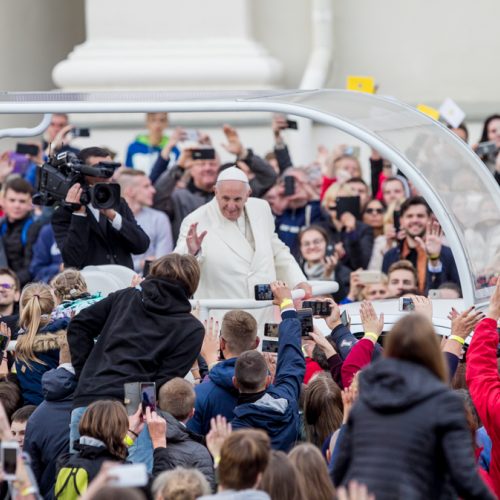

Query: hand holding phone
<box><xmin>399</xmin><ymin>297</ymin><xmax>415</xmax><ymax>312</ymax></box>
<box><xmin>1</xmin><ymin>441</ymin><xmax>19</xmax><ymax>480</ymax></box>
<box><xmin>140</xmin><ymin>382</ymin><xmax>156</xmax><ymax>413</ymax></box>
<box><xmin>297</xmin><ymin>308</ymin><xmax>314</xmax><ymax>338</ymax></box>
<box><xmin>302</xmin><ymin>301</ymin><xmax>332</xmax><ymax>317</ymax></box>
<box><xmin>284</xmin><ymin>176</ymin><xmax>296</xmax><ymax>196</ymax></box>
<box><xmin>255</xmin><ymin>284</ymin><xmax>273</xmax><ymax>301</ymax></box>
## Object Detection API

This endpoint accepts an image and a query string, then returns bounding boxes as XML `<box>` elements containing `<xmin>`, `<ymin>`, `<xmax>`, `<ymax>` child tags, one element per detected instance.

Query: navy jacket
<box><xmin>231</xmin><ymin>310</ymin><xmax>305</xmax><ymax>451</ymax></box>
<box><xmin>187</xmin><ymin>358</ymin><xmax>239</xmax><ymax>436</ymax></box>
<box><xmin>382</xmin><ymin>244</ymin><xmax>460</xmax><ymax>293</ymax></box>
<box><xmin>23</xmin><ymin>367</ymin><xmax>76</xmax><ymax>500</ymax></box>
<box><xmin>29</xmin><ymin>224</ymin><xmax>62</xmax><ymax>283</ymax></box>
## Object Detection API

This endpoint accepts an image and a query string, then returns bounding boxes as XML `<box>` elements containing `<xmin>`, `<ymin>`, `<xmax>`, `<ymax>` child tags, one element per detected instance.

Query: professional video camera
<box><xmin>33</xmin><ymin>151</ymin><xmax>121</xmax><ymax>210</ymax></box>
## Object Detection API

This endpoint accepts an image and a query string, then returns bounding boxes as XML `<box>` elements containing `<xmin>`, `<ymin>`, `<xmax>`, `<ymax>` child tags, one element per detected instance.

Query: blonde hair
<box><xmin>16</xmin><ymin>283</ymin><xmax>56</xmax><ymax>367</ymax></box>
<box><xmin>50</xmin><ymin>269</ymin><xmax>88</xmax><ymax>303</ymax></box>
<box><xmin>153</xmin><ymin>467</ymin><xmax>210</xmax><ymax>500</ymax></box>
<box><xmin>322</xmin><ymin>182</ymin><xmax>356</xmax><ymax>209</ymax></box>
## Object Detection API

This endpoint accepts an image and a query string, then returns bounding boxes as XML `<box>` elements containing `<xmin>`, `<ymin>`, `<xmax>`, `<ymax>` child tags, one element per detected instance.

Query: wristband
<box><xmin>20</xmin><ymin>486</ymin><xmax>38</xmax><ymax>496</ymax></box>
<box><xmin>214</xmin><ymin>455</ymin><xmax>221</xmax><ymax>466</ymax></box>
<box><xmin>128</xmin><ymin>428</ymin><xmax>139</xmax><ymax>438</ymax></box>
<box><xmin>363</xmin><ymin>332</ymin><xmax>379</xmax><ymax>343</ymax></box>
<box><xmin>124</xmin><ymin>434</ymin><xmax>134</xmax><ymax>447</ymax></box>
<box><xmin>280</xmin><ymin>298</ymin><xmax>293</xmax><ymax>309</ymax></box>
<box><xmin>449</xmin><ymin>335</ymin><xmax>465</xmax><ymax>345</ymax></box>
<box><xmin>428</xmin><ymin>253</ymin><xmax>441</xmax><ymax>261</ymax></box>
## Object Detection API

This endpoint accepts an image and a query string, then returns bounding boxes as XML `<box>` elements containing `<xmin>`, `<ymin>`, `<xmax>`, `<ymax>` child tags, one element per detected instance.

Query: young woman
<box><xmin>289</xmin><ymin>443</ymin><xmax>336</xmax><ymax>500</ymax></box>
<box><xmin>297</xmin><ymin>225</ymin><xmax>350</xmax><ymax>302</ymax></box>
<box><xmin>332</xmin><ymin>314</ymin><xmax>494</xmax><ymax>499</ymax></box>
<box><xmin>303</xmin><ymin>373</ymin><xmax>343</xmax><ymax>449</ymax></box>
<box><xmin>260</xmin><ymin>450</ymin><xmax>306</xmax><ymax>500</ymax></box>
<box><xmin>15</xmin><ymin>282</ymin><xmax>68</xmax><ymax>405</ymax></box>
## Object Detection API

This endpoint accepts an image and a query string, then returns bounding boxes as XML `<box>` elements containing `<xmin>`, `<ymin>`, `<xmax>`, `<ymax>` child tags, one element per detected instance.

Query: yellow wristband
<box><xmin>21</xmin><ymin>486</ymin><xmax>37</xmax><ymax>496</ymax></box>
<box><xmin>363</xmin><ymin>332</ymin><xmax>379</xmax><ymax>343</ymax></box>
<box><xmin>123</xmin><ymin>434</ymin><xmax>134</xmax><ymax>447</ymax></box>
<box><xmin>449</xmin><ymin>335</ymin><xmax>465</xmax><ymax>345</ymax></box>
<box><xmin>428</xmin><ymin>253</ymin><xmax>441</xmax><ymax>261</ymax></box>
<box><xmin>214</xmin><ymin>455</ymin><xmax>221</xmax><ymax>466</ymax></box>
<box><xmin>280</xmin><ymin>298</ymin><xmax>293</xmax><ymax>309</ymax></box>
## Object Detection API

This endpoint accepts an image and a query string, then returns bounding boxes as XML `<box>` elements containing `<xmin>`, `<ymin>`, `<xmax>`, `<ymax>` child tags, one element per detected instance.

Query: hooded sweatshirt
<box><xmin>333</xmin><ymin>358</ymin><xmax>494</xmax><ymax>500</ymax></box>
<box><xmin>187</xmin><ymin>358</ymin><xmax>239</xmax><ymax>436</ymax></box>
<box><xmin>23</xmin><ymin>367</ymin><xmax>77</xmax><ymax>499</ymax></box>
<box><xmin>68</xmin><ymin>277</ymin><xmax>205</xmax><ymax>408</ymax></box>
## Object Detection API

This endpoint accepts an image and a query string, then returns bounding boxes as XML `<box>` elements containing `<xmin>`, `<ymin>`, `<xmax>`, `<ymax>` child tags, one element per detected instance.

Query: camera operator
<box><xmin>51</xmin><ymin>147</ymin><xmax>150</xmax><ymax>270</ymax></box>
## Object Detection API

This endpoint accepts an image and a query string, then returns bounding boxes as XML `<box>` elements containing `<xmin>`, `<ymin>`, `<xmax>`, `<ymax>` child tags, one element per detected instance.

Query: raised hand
<box><xmin>451</xmin><ymin>306</ymin><xmax>484</xmax><ymax>340</ymax></box>
<box><xmin>271</xmin><ymin>281</ymin><xmax>292</xmax><ymax>306</ymax></box>
<box><xmin>206</xmin><ymin>415</ymin><xmax>232</xmax><ymax>460</ymax></box>
<box><xmin>202</xmin><ymin>317</ymin><xmax>220</xmax><ymax>366</ymax></box>
<box><xmin>186</xmin><ymin>222</ymin><xmax>207</xmax><ymax>256</ymax></box>
<box><xmin>415</xmin><ymin>221</ymin><xmax>443</xmax><ymax>259</ymax></box>
<box><xmin>323</xmin><ymin>254</ymin><xmax>338</xmax><ymax>277</ymax></box>
<box><xmin>0</xmin><ymin>152</ymin><xmax>14</xmax><ymax>184</ymax></box>
<box><xmin>145</xmin><ymin>407</ymin><xmax>167</xmax><ymax>449</ymax></box>
<box><xmin>310</xmin><ymin>328</ymin><xmax>336</xmax><ymax>359</ymax></box>
<box><xmin>221</xmin><ymin>124</ymin><xmax>246</xmax><ymax>158</ymax></box>
<box><xmin>337</xmin><ymin>481</ymin><xmax>375</xmax><ymax>500</ymax></box>
<box><xmin>323</xmin><ymin>297</ymin><xmax>342</xmax><ymax>330</ymax></box>
<box><xmin>488</xmin><ymin>277</ymin><xmax>500</xmax><ymax>321</ymax></box>
<box><xmin>411</xmin><ymin>295</ymin><xmax>433</xmax><ymax>321</ymax></box>
<box><xmin>340</xmin><ymin>212</ymin><xmax>357</xmax><ymax>233</ymax></box>
<box><xmin>359</xmin><ymin>301</ymin><xmax>384</xmax><ymax>340</ymax></box>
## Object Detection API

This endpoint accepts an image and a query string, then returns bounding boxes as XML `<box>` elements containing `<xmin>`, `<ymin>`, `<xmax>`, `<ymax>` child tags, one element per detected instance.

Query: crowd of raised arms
<box><xmin>0</xmin><ymin>111</ymin><xmax>497</xmax><ymax>499</ymax></box>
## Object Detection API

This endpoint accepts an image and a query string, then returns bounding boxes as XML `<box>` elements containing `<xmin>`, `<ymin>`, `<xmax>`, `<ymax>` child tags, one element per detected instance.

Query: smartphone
<box><xmin>336</xmin><ymin>196</ymin><xmax>361</xmax><ymax>219</ymax></box>
<box><xmin>284</xmin><ymin>176</ymin><xmax>296</xmax><ymax>196</ymax></box>
<box><xmin>261</xmin><ymin>339</ymin><xmax>279</xmax><ymax>354</ymax></box>
<box><xmin>393</xmin><ymin>210</ymin><xmax>401</xmax><ymax>233</ymax></box>
<box><xmin>143</xmin><ymin>259</ymin><xmax>152</xmax><ymax>277</ymax></box>
<box><xmin>476</xmin><ymin>140</ymin><xmax>497</xmax><ymax>158</ymax></box>
<box><xmin>325</xmin><ymin>244</ymin><xmax>334</xmax><ymax>257</ymax></box>
<box><xmin>1</xmin><ymin>441</ymin><xmax>19</xmax><ymax>481</ymax></box>
<box><xmin>297</xmin><ymin>308</ymin><xmax>314</xmax><ymax>338</ymax></box>
<box><xmin>108</xmin><ymin>463</ymin><xmax>148</xmax><ymax>488</ymax></box>
<box><xmin>191</xmin><ymin>148</ymin><xmax>215</xmax><ymax>160</ymax></box>
<box><xmin>72</xmin><ymin>127</ymin><xmax>90</xmax><ymax>138</ymax></box>
<box><xmin>358</xmin><ymin>270</ymin><xmax>383</xmax><ymax>285</ymax></box>
<box><xmin>16</xmin><ymin>143</ymin><xmax>39</xmax><ymax>156</ymax></box>
<box><xmin>399</xmin><ymin>297</ymin><xmax>415</xmax><ymax>312</ymax></box>
<box><xmin>0</xmin><ymin>335</ymin><xmax>9</xmax><ymax>352</ymax></box>
<box><xmin>140</xmin><ymin>382</ymin><xmax>156</xmax><ymax>413</ymax></box>
<box><xmin>340</xmin><ymin>310</ymin><xmax>350</xmax><ymax>327</ymax></box>
<box><xmin>286</xmin><ymin>119</ymin><xmax>298</xmax><ymax>130</ymax></box>
<box><xmin>254</xmin><ymin>284</ymin><xmax>273</xmax><ymax>301</ymax></box>
<box><xmin>124</xmin><ymin>382</ymin><xmax>141</xmax><ymax>416</ymax></box>
<box><xmin>264</xmin><ymin>323</ymin><xmax>279</xmax><ymax>338</ymax></box>
<box><xmin>344</xmin><ymin>145</ymin><xmax>360</xmax><ymax>157</ymax></box>
<box><xmin>428</xmin><ymin>289</ymin><xmax>441</xmax><ymax>299</ymax></box>
<box><xmin>302</xmin><ymin>301</ymin><xmax>332</xmax><ymax>317</ymax></box>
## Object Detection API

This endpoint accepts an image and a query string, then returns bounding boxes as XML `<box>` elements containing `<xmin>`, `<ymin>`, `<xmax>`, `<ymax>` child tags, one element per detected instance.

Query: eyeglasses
<box><xmin>0</xmin><ymin>283</ymin><xmax>14</xmax><ymax>290</ymax></box>
<box><xmin>327</xmin><ymin>206</ymin><xmax>337</xmax><ymax>211</ymax></box>
<box><xmin>365</xmin><ymin>208</ymin><xmax>384</xmax><ymax>215</ymax></box>
<box><xmin>301</xmin><ymin>238</ymin><xmax>325</xmax><ymax>248</ymax></box>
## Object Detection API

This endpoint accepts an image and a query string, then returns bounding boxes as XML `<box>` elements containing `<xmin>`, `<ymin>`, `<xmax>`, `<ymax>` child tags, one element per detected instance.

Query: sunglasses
<box><xmin>0</xmin><ymin>283</ymin><xmax>14</xmax><ymax>290</ymax></box>
<box><xmin>365</xmin><ymin>208</ymin><xmax>384</xmax><ymax>214</ymax></box>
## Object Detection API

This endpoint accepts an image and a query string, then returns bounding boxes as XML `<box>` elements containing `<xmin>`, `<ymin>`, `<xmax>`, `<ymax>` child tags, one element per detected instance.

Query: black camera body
<box><xmin>33</xmin><ymin>151</ymin><xmax>121</xmax><ymax>210</ymax></box>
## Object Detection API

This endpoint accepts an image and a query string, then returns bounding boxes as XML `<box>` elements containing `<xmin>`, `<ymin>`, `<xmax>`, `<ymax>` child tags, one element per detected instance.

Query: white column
<box><xmin>52</xmin><ymin>0</ymin><xmax>283</xmax><ymax>91</ymax></box>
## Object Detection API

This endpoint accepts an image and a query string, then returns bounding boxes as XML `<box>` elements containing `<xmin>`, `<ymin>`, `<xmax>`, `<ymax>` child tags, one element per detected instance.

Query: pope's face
<box><xmin>215</xmin><ymin>180</ymin><xmax>251</xmax><ymax>221</ymax></box>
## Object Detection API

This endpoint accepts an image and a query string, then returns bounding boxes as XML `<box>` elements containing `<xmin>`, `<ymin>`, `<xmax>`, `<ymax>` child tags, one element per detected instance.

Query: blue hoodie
<box><xmin>231</xmin><ymin>310</ymin><xmax>305</xmax><ymax>451</ymax></box>
<box><xmin>187</xmin><ymin>358</ymin><xmax>239</xmax><ymax>436</ymax></box>
<box><xmin>24</xmin><ymin>367</ymin><xmax>77</xmax><ymax>500</ymax></box>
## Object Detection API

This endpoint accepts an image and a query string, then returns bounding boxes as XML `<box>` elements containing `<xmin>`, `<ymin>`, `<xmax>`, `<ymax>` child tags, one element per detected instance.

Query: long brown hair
<box><xmin>288</xmin><ymin>444</ymin><xmax>336</xmax><ymax>500</ymax></box>
<box><xmin>79</xmin><ymin>400</ymin><xmax>129</xmax><ymax>460</ymax></box>
<box><xmin>385</xmin><ymin>314</ymin><xmax>448</xmax><ymax>383</ymax></box>
<box><xmin>304</xmin><ymin>373</ymin><xmax>343</xmax><ymax>448</ymax></box>
<box><xmin>16</xmin><ymin>283</ymin><xmax>55</xmax><ymax>367</ymax></box>
<box><xmin>260</xmin><ymin>450</ymin><xmax>306</xmax><ymax>500</ymax></box>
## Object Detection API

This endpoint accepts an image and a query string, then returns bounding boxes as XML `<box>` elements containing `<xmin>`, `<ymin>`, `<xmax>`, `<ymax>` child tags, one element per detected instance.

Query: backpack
<box><xmin>54</xmin><ymin>466</ymin><xmax>89</xmax><ymax>500</ymax></box>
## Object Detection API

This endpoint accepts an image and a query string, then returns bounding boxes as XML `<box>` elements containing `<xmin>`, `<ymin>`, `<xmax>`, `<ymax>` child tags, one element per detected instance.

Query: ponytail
<box><xmin>16</xmin><ymin>283</ymin><xmax>55</xmax><ymax>367</ymax></box>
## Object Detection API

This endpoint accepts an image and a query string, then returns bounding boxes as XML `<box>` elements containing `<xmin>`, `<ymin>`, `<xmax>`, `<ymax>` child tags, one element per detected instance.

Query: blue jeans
<box><xmin>69</xmin><ymin>406</ymin><xmax>88</xmax><ymax>453</ymax></box>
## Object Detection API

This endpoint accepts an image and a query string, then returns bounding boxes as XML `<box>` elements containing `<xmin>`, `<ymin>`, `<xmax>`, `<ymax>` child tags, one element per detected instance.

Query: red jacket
<box><xmin>466</xmin><ymin>318</ymin><xmax>500</xmax><ymax>498</ymax></box>
<box><xmin>341</xmin><ymin>338</ymin><xmax>375</xmax><ymax>388</ymax></box>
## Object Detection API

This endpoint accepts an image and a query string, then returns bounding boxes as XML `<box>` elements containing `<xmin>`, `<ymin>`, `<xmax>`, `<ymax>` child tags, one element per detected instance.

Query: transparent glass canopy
<box><xmin>0</xmin><ymin>89</ymin><xmax>498</xmax><ymax>306</ymax></box>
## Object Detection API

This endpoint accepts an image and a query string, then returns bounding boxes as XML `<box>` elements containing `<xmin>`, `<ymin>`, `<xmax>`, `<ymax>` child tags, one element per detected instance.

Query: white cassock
<box><xmin>174</xmin><ymin>197</ymin><xmax>306</xmax><ymax>328</ymax></box>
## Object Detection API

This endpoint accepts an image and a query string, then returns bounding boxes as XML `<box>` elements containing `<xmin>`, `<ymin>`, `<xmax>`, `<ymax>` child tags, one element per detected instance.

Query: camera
<box><xmin>33</xmin><ymin>151</ymin><xmax>121</xmax><ymax>210</ymax></box>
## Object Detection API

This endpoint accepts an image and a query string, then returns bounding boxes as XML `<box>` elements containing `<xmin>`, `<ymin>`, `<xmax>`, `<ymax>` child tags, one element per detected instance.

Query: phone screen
<box><xmin>0</xmin><ymin>335</ymin><xmax>9</xmax><ymax>352</ymax></box>
<box><xmin>336</xmin><ymin>196</ymin><xmax>361</xmax><ymax>219</ymax></box>
<box><xmin>284</xmin><ymin>176</ymin><xmax>295</xmax><ymax>196</ymax></box>
<box><xmin>143</xmin><ymin>260</ymin><xmax>152</xmax><ymax>277</ymax></box>
<box><xmin>140</xmin><ymin>382</ymin><xmax>156</xmax><ymax>413</ymax></box>
<box><xmin>264</xmin><ymin>323</ymin><xmax>279</xmax><ymax>338</ymax></box>
<box><xmin>261</xmin><ymin>339</ymin><xmax>279</xmax><ymax>353</ymax></box>
<box><xmin>297</xmin><ymin>308</ymin><xmax>314</xmax><ymax>337</ymax></box>
<box><xmin>3</xmin><ymin>446</ymin><xmax>17</xmax><ymax>475</ymax></box>
<box><xmin>340</xmin><ymin>310</ymin><xmax>350</xmax><ymax>327</ymax></box>
<box><xmin>73</xmin><ymin>128</ymin><xmax>90</xmax><ymax>138</ymax></box>
<box><xmin>254</xmin><ymin>284</ymin><xmax>273</xmax><ymax>301</ymax></box>
<box><xmin>302</xmin><ymin>301</ymin><xmax>331</xmax><ymax>317</ymax></box>
<box><xmin>400</xmin><ymin>298</ymin><xmax>415</xmax><ymax>312</ymax></box>
<box><xmin>191</xmin><ymin>148</ymin><xmax>215</xmax><ymax>160</ymax></box>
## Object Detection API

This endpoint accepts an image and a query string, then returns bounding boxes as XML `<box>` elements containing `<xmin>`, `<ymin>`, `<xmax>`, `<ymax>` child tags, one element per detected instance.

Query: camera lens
<box><xmin>91</xmin><ymin>183</ymin><xmax>120</xmax><ymax>210</ymax></box>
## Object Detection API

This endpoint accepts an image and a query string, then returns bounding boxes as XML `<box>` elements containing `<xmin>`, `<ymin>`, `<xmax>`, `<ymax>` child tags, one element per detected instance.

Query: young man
<box><xmin>199</xmin><ymin>429</ymin><xmax>271</xmax><ymax>499</ymax></box>
<box><xmin>230</xmin><ymin>281</ymin><xmax>305</xmax><ymax>451</ymax></box>
<box><xmin>0</xmin><ymin>267</ymin><xmax>20</xmax><ymax>318</ymax></box>
<box><xmin>153</xmin><ymin>378</ymin><xmax>215</xmax><ymax>489</ymax></box>
<box><xmin>386</xmin><ymin>260</ymin><xmax>419</xmax><ymax>298</ymax></box>
<box><xmin>381</xmin><ymin>176</ymin><xmax>408</xmax><ymax>207</ymax></box>
<box><xmin>51</xmin><ymin>147</ymin><xmax>150</xmax><ymax>269</ymax></box>
<box><xmin>187</xmin><ymin>310</ymin><xmax>259</xmax><ymax>436</ymax></box>
<box><xmin>10</xmin><ymin>405</ymin><xmax>36</xmax><ymax>448</ymax></box>
<box><xmin>116</xmin><ymin>169</ymin><xmax>173</xmax><ymax>272</ymax></box>
<box><xmin>382</xmin><ymin>196</ymin><xmax>460</xmax><ymax>294</ymax></box>
<box><xmin>125</xmin><ymin>112</ymin><xmax>179</xmax><ymax>175</ymax></box>
<box><xmin>0</xmin><ymin>177</ymin><xmax>44</xmax><ymax>285</ymax></box>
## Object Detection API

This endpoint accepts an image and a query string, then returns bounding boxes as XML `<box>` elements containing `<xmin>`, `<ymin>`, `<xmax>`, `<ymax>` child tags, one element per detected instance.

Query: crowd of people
<box><xmin>0</xmin><ymin>110</ymin><xmax>497</xmax><ymax>498</ymax></box>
